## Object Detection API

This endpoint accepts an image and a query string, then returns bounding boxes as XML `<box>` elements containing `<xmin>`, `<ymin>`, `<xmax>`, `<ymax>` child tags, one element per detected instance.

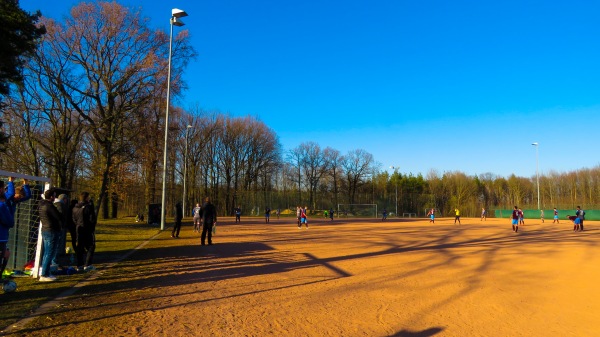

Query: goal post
<box><xmin>337</xmin><ymin>204</ymin><xmax>378</xmax><ymax>218</ymax></box>
<box><xmin>0</xmin><ymin>170</ymin><xmax>51</xmax><ymax>279</ymax></box>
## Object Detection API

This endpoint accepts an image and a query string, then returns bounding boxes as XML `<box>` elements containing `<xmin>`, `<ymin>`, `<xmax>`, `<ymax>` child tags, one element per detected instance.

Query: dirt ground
<box><xmin>4</xmin><ymin>216</ymin><xmax>600</xmax><ymax>337</ymax></box>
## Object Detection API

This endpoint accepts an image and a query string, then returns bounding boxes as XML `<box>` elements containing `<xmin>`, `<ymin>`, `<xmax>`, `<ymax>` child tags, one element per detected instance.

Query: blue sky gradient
<box><xmin>23</xmin><ymin>0</ymin><xmax>600</xmax><ymax>178</ymax></box>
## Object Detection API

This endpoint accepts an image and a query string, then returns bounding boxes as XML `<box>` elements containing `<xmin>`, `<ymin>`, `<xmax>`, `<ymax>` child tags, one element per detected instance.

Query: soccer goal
<box><xmin>337</xmin><ymin>204</ymin><xmax>378</xmax><ymax>218</ymax></box>
<box><xmin>0</xmin><ymin>170</ymin><xmax>51</xmax><ymax>279</ymax></box>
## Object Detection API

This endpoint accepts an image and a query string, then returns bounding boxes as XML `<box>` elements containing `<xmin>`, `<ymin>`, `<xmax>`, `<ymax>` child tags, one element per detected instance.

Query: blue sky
<box><xmin>23</xmin><ymin>0</ymin><xmax>600</xmax><ymax>178</ymax></box>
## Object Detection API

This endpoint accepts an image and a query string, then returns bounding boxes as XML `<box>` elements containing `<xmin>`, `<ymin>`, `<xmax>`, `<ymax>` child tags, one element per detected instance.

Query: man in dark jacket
<box><xmin>171</xmin><ymin>202</ymin><xmax>183</xmax><ymax>238</ymax></box>
<box><xmin>200</xmin><ymin>197</ymin><xmax>217</xmax><ymax>245</ymax></box>
<box><xmin>39</xmin><ymin>188</ymin><xmax>62</xmax><ymax>282</ymax></box>
<box><xmin>52</xmin><ymin>194</ymin><xmax>69</xmax><ymax>266</ymax></box>
<box><xmin>72</xmin><ymin>192</ymin><xmax>97</xmax><ymax>272</ymax></box>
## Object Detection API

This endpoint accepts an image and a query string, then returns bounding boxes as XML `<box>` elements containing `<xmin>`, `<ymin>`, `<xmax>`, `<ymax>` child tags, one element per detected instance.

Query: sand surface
<box><xmin>6</xmin><ymin>216</ymin><xmax>600</xmax><ymax>337</ymax></box>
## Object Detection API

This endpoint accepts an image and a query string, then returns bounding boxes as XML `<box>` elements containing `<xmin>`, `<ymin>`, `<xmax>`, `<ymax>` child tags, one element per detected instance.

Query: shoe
<box><xmin>171</xmin><ymin>235</ymin><xmax>175</xmax><ymax>238</ymax></box>
<box><xmin>77</xmin><ymin>266</ymin><xmax>84</xmax><ymax>272</ymax></box>
<box><xmin>208</xmin><ymin>242</ymin><xmax>213</xmax><ymax>245</ymax></box>
<box><xmin>84</xmin><ymin>265</ymin><xmax>96</xmax><ymax>271</ymax></box>
<box><xmin>39</xmin><ymin>276</ymin><xmax>57</xmax><ymax>282</ymax></box>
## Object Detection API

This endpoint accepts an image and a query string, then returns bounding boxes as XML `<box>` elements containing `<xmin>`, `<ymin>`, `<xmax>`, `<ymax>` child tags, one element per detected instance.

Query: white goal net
<box><xmin>337</xmin><ymin>204</ymin><xmax>378</xmax><ymax>218</ymax></box>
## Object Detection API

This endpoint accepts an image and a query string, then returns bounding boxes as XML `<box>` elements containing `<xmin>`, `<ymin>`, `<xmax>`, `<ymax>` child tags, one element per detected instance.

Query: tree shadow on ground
<box><xmin>390</xmin><ymin>327</ymin><xmax>444</xmax><ymax>336</ymax></box>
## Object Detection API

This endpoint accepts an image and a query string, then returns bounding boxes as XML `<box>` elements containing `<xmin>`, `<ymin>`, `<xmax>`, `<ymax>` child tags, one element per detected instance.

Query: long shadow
<box><xmin>390</xmin><ymin>327</ymin><xmax>444</xmax><ymax>337</ymax></box>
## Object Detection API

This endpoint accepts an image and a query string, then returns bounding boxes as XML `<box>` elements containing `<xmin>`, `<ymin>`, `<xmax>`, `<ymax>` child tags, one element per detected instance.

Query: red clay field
<box><xmin>4</xmin><ymin>216</ymin><xmax>600</xmax><ymax>337</ymax></box>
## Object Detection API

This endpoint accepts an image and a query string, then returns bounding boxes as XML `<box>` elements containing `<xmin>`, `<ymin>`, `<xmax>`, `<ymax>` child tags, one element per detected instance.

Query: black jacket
<box><xmin>200</xmin><ymin>202</ymin><xmax>217</xmax><ymax>224</ymax></box>
<box><xmin>72</xmin><ymin>201</ymin><xmax>97</xmax><ymax>233</ymax></box>
<box><xmin>175</xmin><ymin>203</ymin><xmax>183</xmax><ymax>221</ymax></box>
<box><xmin>39</xmin><ymin>199</ymin><xmax>62</xmax><ymax>232</ymax></box>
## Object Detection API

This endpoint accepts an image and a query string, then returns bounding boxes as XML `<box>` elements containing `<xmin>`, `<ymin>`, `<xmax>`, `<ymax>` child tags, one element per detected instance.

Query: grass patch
<box><xmin>0</xmin><ymin>218</ymin><xmax>161</xmax><ymax>331</ymax></box>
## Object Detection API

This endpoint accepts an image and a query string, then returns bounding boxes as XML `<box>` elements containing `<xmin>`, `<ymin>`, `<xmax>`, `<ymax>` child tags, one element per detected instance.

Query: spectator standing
<box><xmin>171</xmin><ymin>202</ymin><xmax>183</xmax><ymax>238</ymax></box>
<box><xmin>72</xmin><ymin>192</ymin><xmax>97</xmax><ymax>272</ymax></box>
<box><xmin>39</xmin><ymin>189</ymin><xmax>62</xmax><ymax>281</ymax></box>
<box><xmin>67</xmin><ymin>199</ymin><xmax>78</xmax><ymax>250</ymax></box>
<box><xmin>1</xmin><ymin>178</ymin><xmax>31</xmax><ymax>282</ymax></box>
<box><xmin>200</xmin><ymin>197</ymin><xmax>217</xmax><ymax>245</ymax></box>
<box><xmin>0</xmin><ymin>181</ymin><xmax>15</xmax><ymax>283</ymax></box>
<box><xmin>52</xmin><ymin>194</ymin><xmax>69</xmax><ymax>267</ymax></box>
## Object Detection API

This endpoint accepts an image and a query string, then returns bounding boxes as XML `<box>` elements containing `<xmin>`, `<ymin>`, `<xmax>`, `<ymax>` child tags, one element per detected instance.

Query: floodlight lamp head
<box><xmin>532</xmin><ymin>142</ymin><xmax>538</xmax><ymax>146</ymax></box>
<box><xmin>172</xmin><ymin>8</ymin><xmax>188</xmax><ymax>18</ymax></box>
<box><xmin>171</xmin><ymin>17</ymin><xmax>185</xmax><ymax>27</ymax></box>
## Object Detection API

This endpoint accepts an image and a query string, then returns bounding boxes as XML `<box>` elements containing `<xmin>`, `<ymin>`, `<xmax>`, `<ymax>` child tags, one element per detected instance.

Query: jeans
<box><xmin>52</xmin><ymin>228</ymin><xmax>67</xmax><ymax>266</ymax></box>
<box><xmin>41</xmin><ymin>230</ymin><xmax>60</xmax><ymax>277</ymax></box>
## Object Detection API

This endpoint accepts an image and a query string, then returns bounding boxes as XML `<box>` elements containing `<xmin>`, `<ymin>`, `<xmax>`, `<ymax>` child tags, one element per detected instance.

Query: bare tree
<box><xmin>32</xmin><ymin>2</ymin><xmax>195</xmax><ymax>217</ymax></box>
<box><xmin>342</xmin><ymin>149</ymin><xmax>374</xmax><ymax>205</ymax></box>
<box><xmin>296</xmin><ymin>142</ymin><xmax>329</xmax><ymax>211</ymax></box>
<box><xmin>324</xmin><ymin>147</ymin><xmax>343</xmax><ymax>209</ymax></box>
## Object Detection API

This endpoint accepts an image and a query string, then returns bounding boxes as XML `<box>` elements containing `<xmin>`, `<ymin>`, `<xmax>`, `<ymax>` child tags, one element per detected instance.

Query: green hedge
<box><xmin>494</xmin><ymin>209</ymin><xmax>600</xmax><ymax>221</ymax></box>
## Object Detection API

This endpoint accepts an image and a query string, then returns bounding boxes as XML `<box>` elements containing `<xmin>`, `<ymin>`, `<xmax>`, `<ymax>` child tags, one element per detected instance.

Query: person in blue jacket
<box><xmin>1</xmin><ymin>177</ymin><xmax>31</xmax><ymax>282</ymax></box>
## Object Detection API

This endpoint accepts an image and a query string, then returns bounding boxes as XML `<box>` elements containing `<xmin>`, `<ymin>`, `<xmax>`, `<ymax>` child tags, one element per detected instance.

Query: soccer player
<box><xmin>575</xmin><ymin>206</ymin><xmax>585</xmax><ymax>231</ymax></box>
<box><xmin>296</xmin><ymin>206</ymin><xmax>302</xmax><ymax>228</ymax></box>
<box><xmin>300</xmin><ymin>206</ymin><xmax>308</xmax><ymax>228</ymax></box>
<box><xmin>481</xmin><ymin>208</ymin><xmax>486</xmax><ymax>221</ymax></box>
<box><xmin>381</xmin><ymin>209</ymin><xmax>388</xmax><ymax>221</ymax></box>
<box><xmin>193</xmin><ymin>203</ymin><xmax>202</xmax><ymax>231</ymax></box>
<box><xmin>518</xmin><ymin>208</ymin><xmax>525</xmax><ymax>225</ymax></box>
<box><xmin>427</xmin><ymin>208</ymin><xmax>435</xmax><ymax>223</ymax></box>
<box><xmin>540</xmin><ymin>209</ymin><xmax>544</xmax><ymax>223</ymax></box>
<box><xmin>511</xmin><ymin>206</ymin><xmax>519</xmax><ymax>232</ymax></box>
<box><xmin>553</xmin><ymin>208</ymin><xmax>559</xmax><ymax>223</ymax></box>
<box><xmin>453</xmin><ymin>208</ymin><xmax>461</xmax><ymax>225</ymax></box>
<box><xmin>566</xmin><ymin>215</ymin><xmax>580</xmax><ymax>231</ymax></box>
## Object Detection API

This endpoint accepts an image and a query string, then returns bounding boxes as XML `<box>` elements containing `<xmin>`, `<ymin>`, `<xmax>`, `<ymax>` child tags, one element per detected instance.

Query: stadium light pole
<box><xmin>390</xmin><ymin>166</ymin><xmax>398</xmax><ymax>217</ymax></box>
<box><xmin>532</xmin><ymin>142</ymin><xmax>540</xmax><ymax>210</ymax></box>
<box><xmin>182</xmin><ymin>124</ymin><xmax>193</xmax><ymax>218</ymax></box>
<box><xmin>160</xmin><ymin>8</ymin><xmax>188</xmax><ymax>231</ymax></box>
